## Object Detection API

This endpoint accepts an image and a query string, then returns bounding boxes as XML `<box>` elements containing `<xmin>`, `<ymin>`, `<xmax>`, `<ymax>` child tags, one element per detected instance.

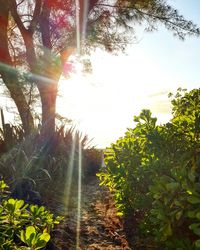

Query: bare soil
<box><xmin>49</xmin><ymin>176</ymin><xmax>132</xmax><ymax>250</ymax></box>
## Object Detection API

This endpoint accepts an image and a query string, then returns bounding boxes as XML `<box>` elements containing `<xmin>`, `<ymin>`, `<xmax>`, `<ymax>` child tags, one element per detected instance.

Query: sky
<box><xmin>56</xmin><ymin>0</ymin><xmax>200</xmax><ymax>148</ymax></box>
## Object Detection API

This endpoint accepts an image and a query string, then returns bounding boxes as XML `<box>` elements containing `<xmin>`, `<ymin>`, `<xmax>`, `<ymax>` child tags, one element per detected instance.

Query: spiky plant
<box><xmin>0</xmin><ymin>123</ymin><xmax>99</xmax><ymax>212</ymax></box>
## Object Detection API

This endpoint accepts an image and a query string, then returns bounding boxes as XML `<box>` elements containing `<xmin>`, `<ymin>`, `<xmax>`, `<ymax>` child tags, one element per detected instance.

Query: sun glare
<box><xmin>57</xmin><ymin>48</ymin><xmax>176</xmax><ymax>148</ymax></box>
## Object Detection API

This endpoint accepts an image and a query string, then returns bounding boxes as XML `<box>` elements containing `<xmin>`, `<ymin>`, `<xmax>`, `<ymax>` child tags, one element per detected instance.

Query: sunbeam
<box><xmin>76</xmin><ymin>140</ymin><xmax>82</xmax><ymax>249</ymax></box>
<box><xmin>75</xmin><ymin>0</ymin><xmax>81</xmax><ymax>55</ymax></box>
<box><xmin>63</xmin><ymin>135</ymin><xmax>76</xmax><ymax>213</ymax></box>
<box><xmin>80</xmin><ymin>0</ymin><xmax>89</xmax><ymax>41</ymax></box>
<box><xmin>75</xmin><ymin>1</ymin><xmax>82</xmax><ymax>248</ymax></box>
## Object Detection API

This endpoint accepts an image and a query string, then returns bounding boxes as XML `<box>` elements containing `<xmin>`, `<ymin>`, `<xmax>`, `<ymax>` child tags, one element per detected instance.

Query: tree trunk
<box><xmin>0</xmin><ymin>72</ymin><xmax>34</xmax><ymax>136</ymax></box>
<box><xmin>0</xmin><ymin>0</ymin><xmax>34</xmax><ymax>136</ymax></box>
<box><xmin>37</xmin><ymin>81</ymin><xmax>58</xmax><ymax>140</ymax></box>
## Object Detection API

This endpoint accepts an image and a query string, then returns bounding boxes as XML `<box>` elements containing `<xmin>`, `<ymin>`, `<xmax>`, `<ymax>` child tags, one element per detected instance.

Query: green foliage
<box><xmin>114</xmin><ymin>0</ymin><xmax>200</xmax><ymax>40</ymax></box>
<box><xmin>0</xmin><ymin>180</ymin><xmax>63</xmax><ymax>249</ymax></box>
<box><xmin>20</xmin><ymin>226</ymin><xmax>50</xmax><ymax>249</ymax></box>
<box><xmin>98</xmin><ymin>88</ymin><xmax>200</xmax><ymax>249</ymax></box>
<box><xmin>83</xmin><ymin>148</ymin><xmax>103</xmax><ymax>177</ymax></box>
<box><xmin>0</xmin><ymin>125</ymin><xmax>100</xmax><ymax>211</ymax></box>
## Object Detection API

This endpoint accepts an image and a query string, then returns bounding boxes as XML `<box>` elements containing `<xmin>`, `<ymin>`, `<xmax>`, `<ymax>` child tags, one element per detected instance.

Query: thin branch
<box><xmin>28</xmin><ymin>0</ymin><xmax>42</xmax><ymax>34</ymax></box>
<box><xmin>17</xmin><ymin>0</ymin><xmax>25</xmax><ymax>7</ymax></box>
<box><xmin>9</xmin><ymin>0</ymin><xmax>37</xmax><ymax>71</ymax></box>
<box><xmin>133</xmin><ymin>6</ymin><xmax>200</xmax><ymax>36</ymax></box>
<box><xmin>8</xmin><ymin>37</ymin><xmax>17</xmax><ymax>66</ymax></box>
<box><xmin>9</xmin><ymin>0</ymin><xmax>27</xmax><ymax>35</ymax></box>
<box><xmin>96</xmin><ymin>3</ymin><xmax>200</xmax><ymax>36</ymax></box>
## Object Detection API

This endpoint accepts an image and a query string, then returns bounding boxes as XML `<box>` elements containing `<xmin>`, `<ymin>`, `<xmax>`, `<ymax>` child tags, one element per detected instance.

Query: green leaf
<box><xmin>34</xmin><ymin>233</ymin><xmax>50</xmax><ymax>249</ymax></box>
<box><xmin>0</xmin><ymin>180</ymin><xmax>8</xmax><ymax>190</ymax></box>
<box><xmin>166</xmin><ymin>182</ymin><xmax>179</xmax><ymax>190</ymax></box>
<box><xmin>195</xmin><ymin>239</ymin><xmax>200</xmax><ymax>248</ymax></box>
<box><xmin>7</xmin><ymin>198</ymin><xmax>15</xmax><ymax>206</ymax></box>
<box><xmin>189</xmin><ymin>223</ymin><xmax>200</xmax><ymax>235</ymax></box>
<box><xmin>35</xmin><ymin>240</ymin><xmax>47</xmax><ymax>249</ymax></box>
<box><xmin>38</xmin><ymin>206</ymin><xmax>45</xmax><ymax>213</ymax></box>
<box><xmin>117</xmin><ymin>212</ymin><xmax>123</xmax><ymax>216</ymax></box>
<box><xmin>187</xmin><ymin>196</ymin><xmax>200</xmax><ymax>204</ymax></box>
<box><xmin>162</xmin><ymin>222</ymin><xmax>172</xmax><ymax>237</ymax></box>
<box><xmin>26</xmin><ymin>226</ymin><xmax>36</xmax><ymax>238</ymax></box>
<box><xmin>187</xmin><ymin>211</ymin><xmax>196</xmax><ymax>218</ymax></box>
<box><xmin>15</xmin><ymin>200</ymin><xmax>24</xmax><ymax>210</ymax></box>
<box><xmin>196</xmin><ymin>212</ymin><xmax>200</xmax><ymax>220</ymax></box>
<box><xmin>194</xmin><ymin>229</ymin><xmax>200</xmax><ymax>236</ymax></box>
<box><xmin>186</xmin><ymin>190</ymin><xmax>192</xmax><ymax>195</ymax></box>
<box><xmin>6</xmin><ymin>199</ymin><xmax>15</xmax><ymax>212</ymax></box>
<box><xmin>39</xmin><ymin>232</ymin><xmax>50</xmax><ymax>242</ymax></box>
<box><xmin>25</xmin><ymin>226</ymin><xmax>36</xmax><ymax>245</ymax></box>
<box><xmin>30</xmin><ymin>204</ymin><xmax>37</xmax><ymax>213</ymax></box>
<box><xmin>175</xmin><ymin>211</ymin><xmax>183</xmax><ymax>220</ymax></box>
<box><xmin>20</xmin><ymin>230</ymin><xmax>26</xmax><ymax>243</ymax></box>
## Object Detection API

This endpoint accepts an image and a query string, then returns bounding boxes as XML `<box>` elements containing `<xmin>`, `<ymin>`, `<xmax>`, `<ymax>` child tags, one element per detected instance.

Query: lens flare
<box><xmin>63</xmin><ymin>135</ymin><xmax>76</xmax><ymax>213</ymax></box>
<box><xmin>75</xmin><ymin>1</ymin><xmax>82</xmax><ymax>248</ymax></box>
<box><xmin>75</xmin><ymin>0</ymin><xmax>81</xmax><ymax>55</ymax></box>
<box><xmin>76</xmin><ymin>140</ymin><xmax>82</xmax><ymax>249</ymax></box>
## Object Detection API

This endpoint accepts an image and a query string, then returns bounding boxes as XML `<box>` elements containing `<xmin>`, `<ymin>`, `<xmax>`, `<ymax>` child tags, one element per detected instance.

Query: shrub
<box><xmin>0</xmin><ymin>179</ymin><xmax>63</xmax><ymax>249</ymax></box>
<box><xmin>98</xmin><ymin>88</ymin><xmax>200</xmax><ymax>249</ymax></box>
<box><xmin>0</xmin><ymin>125</ymin><xmax>100</xmax><ymax>211</ymax></box>
<box><xmin>83</xmin><ymin>148</ymin><xmax>103</xmax><ymax>177</ymax></box>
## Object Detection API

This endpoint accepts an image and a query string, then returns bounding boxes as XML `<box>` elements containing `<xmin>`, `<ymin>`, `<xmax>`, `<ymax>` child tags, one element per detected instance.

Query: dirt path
<box><xmin>50</xmin><ymin>176</ymin><xmax>131</xmax><ymax>250</ymax></box>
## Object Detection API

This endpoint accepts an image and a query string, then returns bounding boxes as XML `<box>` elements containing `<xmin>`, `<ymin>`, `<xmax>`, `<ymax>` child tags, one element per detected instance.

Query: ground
<box><xmin>49</xmin><ymin>176</ymin><xmax>132</xmax><ymax>250</ymax></box>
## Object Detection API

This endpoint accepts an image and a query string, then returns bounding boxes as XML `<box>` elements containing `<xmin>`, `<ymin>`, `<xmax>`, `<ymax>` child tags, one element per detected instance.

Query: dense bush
<box><xmin>98</xmin><ymin>88</ymin><xmax>200</xmax><ymax>249</ymax></box>
<box><xmin>0</xmin><ymin>125</ymin><xmax>102</xmax><ymax>211</ymax></box>
<box><xmin>83</xmin><ymin>148</ymin><xmax>103</xmax><ymax>177</ymax></box>
<box><xmin>0</xmin><ymin>179</ymin><xmax>62</xmax><ymax>249</ymax></box>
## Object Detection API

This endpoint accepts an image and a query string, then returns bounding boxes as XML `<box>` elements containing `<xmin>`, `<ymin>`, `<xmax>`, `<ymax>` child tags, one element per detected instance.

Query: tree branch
<box><xmin>133</xmin><ymin>6</ymin><xmax>200</xmax><ymax>36</ymax></box>
<box><xmin>39</xmin><ymin>0</ymin><xmax>52</xmax><ymax>49</ymax></box>
<box><xmin>96</xmin><ymin>3</ymin><xmax>200</xmax><ymax>36</ymax></box>
<box><xmin>9</xmin><ymin>0</ymin><xmax>27</xmax><ymax>36</ymax></box>
<box><xmin>28</xmin><ymin>0</ymin><xmax>42</xmax><ymax>34</ymax></box>
<box><xmin>9</xmin><ymin>0</ymin><xmax>37</xmax><ymax>71</ymax></box>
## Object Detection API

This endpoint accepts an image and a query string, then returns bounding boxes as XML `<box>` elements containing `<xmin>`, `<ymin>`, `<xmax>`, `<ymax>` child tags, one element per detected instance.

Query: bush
<box><xmin>0</xmin><ymin>125</ymin><xmax>101</xmax><ymax>211</ymax></box>
<box><xmin>83</xmin><ymin>148</ymin><xmax>103</xmax><ymax>177</ymax></box>
<box><xmin>98</xmin><ymin>88</ymin><xmax>200</xmax><ymax>249</ymax></box>
<box><xmin>0</xmin><ymin>179</ymin><xmax>63</xmax><ymax>249</ymax></box>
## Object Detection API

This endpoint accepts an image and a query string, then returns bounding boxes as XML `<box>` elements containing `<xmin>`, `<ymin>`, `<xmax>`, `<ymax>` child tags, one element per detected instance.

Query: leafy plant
<box><xmin>0</xmin><ymin>179</ymin><xmax>63</xmax><ymax>249</ymax></box>
<box><xmin>98</xmin><ymin>88</ymin><xmax>200</xmax><ymax>249</ymax></box>
<box><xmin>20</xmin><ymin>226</ymin><xmax>50</xmax><ymax>250</ymax></box>
<box><xmin>83</xmin><ymin>148</ymin><xmax>103</xmax><ymax>177</ymax></box>
<box><xmin>0</xmin><ymin>123</ymin><xmax>102</xmax><ymax>218</ymax></box>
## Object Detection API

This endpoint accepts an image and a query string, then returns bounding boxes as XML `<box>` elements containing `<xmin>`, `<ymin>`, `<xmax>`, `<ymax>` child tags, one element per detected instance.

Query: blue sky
<box><xmin>136</xmin><ymin>0</ymin><xmax>200</xmax><ymax>90</ymax></box>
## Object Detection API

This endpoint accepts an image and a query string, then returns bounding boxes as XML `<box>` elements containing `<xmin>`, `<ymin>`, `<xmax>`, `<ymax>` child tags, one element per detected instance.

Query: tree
<box><xmin>0</xmin><ymin>0</ymin><xmax>199</xmax><ymax>140</ymax></box>
<box><xmin>0</xmin><ymin>2</ymin><xmax>34</xmax><ymax>136</ymax></box>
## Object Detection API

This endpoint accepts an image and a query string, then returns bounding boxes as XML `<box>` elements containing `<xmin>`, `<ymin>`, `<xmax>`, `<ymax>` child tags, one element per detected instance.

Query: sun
<box><xmin>57</xmin><ymin>49</ymin><xmax>173</xmax><ymax>148</ymax></box>
<box><xmin>57</xmin><ymin>68</ymin><xmax>136</xmax><ymax>147</ymax></box>
<box><xmin>57</xmin><ymin>72</ymin><xmax>97</xmax><ymax>123</ymax></box>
